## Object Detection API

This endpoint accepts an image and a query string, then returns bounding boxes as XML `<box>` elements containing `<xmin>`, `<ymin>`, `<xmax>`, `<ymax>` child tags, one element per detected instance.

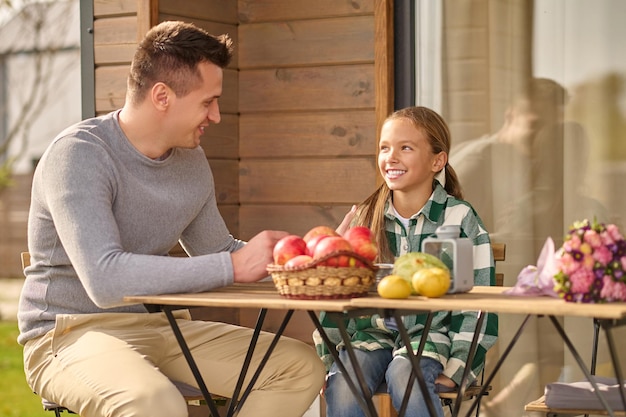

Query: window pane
<box><xmin>408</xmin><ymin>0</ymin><xmax>626</xmax><ymax>414</ymax></box>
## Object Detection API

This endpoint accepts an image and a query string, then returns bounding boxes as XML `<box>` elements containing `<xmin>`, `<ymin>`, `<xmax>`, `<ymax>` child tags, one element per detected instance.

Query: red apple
<box><xmin>343</xmin><ymin>226</ymin><xmax>378</xmax><ymax>262</ymax></box>
<box><xmin>303</xmin><ymin>225</ymin><xmax>339</xmax><ymax>243</ymax></box>
<box><xmin>313</xmin><ymin>236</ymin><xmax>353</xmax><ymax>266</ymax></box>
<box><xmin>306</xmin><ymin>234</ymin><xmax>331</xmax><ymax>256</ymax></box>
<box><xmin>273</xmin><ymin>235</ymin><xmax>307</xmax><ymax>265</ymax></box>
<box><xmin>284</xmin><ymin>254</ymin><xmax>314</xmax><ymax>268</ymax></box>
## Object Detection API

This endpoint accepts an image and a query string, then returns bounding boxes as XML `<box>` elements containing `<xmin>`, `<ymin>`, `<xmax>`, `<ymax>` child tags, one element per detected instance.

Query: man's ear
<box><xmin>152</xmin><ymin>83</ymin><xmax>170</xmax><ymax>110</ymax></box>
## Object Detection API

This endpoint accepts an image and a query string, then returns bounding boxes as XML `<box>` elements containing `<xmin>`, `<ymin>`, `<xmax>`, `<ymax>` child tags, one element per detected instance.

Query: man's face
<box><xmin>508</xmin><ymin>98</ymin><xmax>540</xmax><ymax>144</ymax></box>
<box><xmin>166</xmin><ymin>61</ymin><xmax>223</xmax><ymax>149</ymax></box>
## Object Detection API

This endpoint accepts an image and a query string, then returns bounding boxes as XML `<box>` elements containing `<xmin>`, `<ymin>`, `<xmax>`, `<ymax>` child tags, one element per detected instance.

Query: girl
<box><xmin>315</xmin><ymin>106</ymin><xmax>498</xmax><ymax>417</ymax></box>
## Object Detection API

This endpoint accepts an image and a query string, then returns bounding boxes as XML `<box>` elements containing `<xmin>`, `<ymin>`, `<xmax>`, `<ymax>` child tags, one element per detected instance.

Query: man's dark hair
<box><xmin>127</xmin><ymin>21</ymin><xmax>233</xmax><ymax>104</ymax></box>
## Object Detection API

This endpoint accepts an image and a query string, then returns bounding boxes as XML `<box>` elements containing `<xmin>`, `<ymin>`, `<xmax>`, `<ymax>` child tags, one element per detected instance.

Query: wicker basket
<box><xmin>267</xmin><ymin>251</ymin><xmax>378</xmax><ymax>299</ymax></box>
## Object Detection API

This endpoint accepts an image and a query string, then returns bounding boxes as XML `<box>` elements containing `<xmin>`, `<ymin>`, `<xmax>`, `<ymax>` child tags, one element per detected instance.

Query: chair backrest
<box><xmin>21</xmin><ymin>252</ymin><xmax>30</xmax><ymax>270</ymax></box>
<box><xmin>491</xmin><ymin>243</ymin><xmax>506</xmax><ymax>287</ymax></box>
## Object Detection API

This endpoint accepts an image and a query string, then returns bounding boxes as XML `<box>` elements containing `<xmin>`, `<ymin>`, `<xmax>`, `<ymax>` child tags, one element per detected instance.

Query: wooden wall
<box><xmin>0</xmin><ymin>175</ymin><xmax>31</xmax><ymax>277</ymax></box>
<box><xmin>92</xmin><ymin>0</ymin><xmax>241</xmax><ymax>233</ymax></box>
<box><xmin>158</xmin><ymin>0</ymin><xmax>241</xmax><ymax>235</ymax></box>
<box><xmin>237</xmin><ymin>0</ymin><xmax>379</xmax><ymax>239</ymax></box>
<box><xmin>92</xmin><ymin>0</ymin><xmax>392</xmax><ymax>240</ymax></box>
<box><xmin>88</xmin><ymin>0</ymin><xmax>393</xmax><ymax>342</ymax></box>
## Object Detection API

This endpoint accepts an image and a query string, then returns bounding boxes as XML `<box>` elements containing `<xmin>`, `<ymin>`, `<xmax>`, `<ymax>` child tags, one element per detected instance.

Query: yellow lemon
<box><xmin>412</xmin><ymin>267</ymin><xmax>451</xmax><ymax>298</ymax></box>
<box><xmin>377</xmin><ymin>275</ymin><xmax>412</xmax><ymax>299</ymax></box>
<box><xmin>393</xmin><ymin>252</ymin><xmax>448</xmax><ymax>294</ymax></box>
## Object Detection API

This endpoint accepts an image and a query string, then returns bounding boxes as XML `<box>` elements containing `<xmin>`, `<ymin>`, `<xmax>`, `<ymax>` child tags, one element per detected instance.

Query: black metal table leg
<box><xmin>321</xmin><ymin>311</ymin><xmax>379</xmax><ymax>417</ymax></box>
<box><xmin>163</xmin><ymin>307</ymin><xmax>223</xmax><ymax>417</ymax></box>
<box><xmin>232</xmin><ymin>309</ymin><xmax>294</xmax><ymax>415</ymax></box>
<box><xmin>393</xmin><ymin>310</ymin><xmax>440</xmax><ymax>417</ymax></box>
<box><xmin>549</xmin><ymin>315</ymin><xmax>616</xmax><ymax>417</ymax></box>
<box><xmin>164</xmin><ymin>306</ymin><xmax>294</xmax><ymax>417</ymax></box>
<box><xmin>600</xmin><ymin>318</ymin><xmax>626</xmax><ymax>413</ymax></box>
<box><xmin>225</xmin><ymin>308</ymin><xmax>268</xmax><ymax>415</ymax></box>
<box><xmin>307</xmin><ymin>311</ymin><xmax>372</xmax><ymax>416</ymax></box>
<box><xmin>463</xmin><ymin>314</ymin><xmax>533</xmax><ymax>417</ymax></box>
<box><xmin>451</xmin><ymin>310</ymin><xmax>485</xmax><ymax>417</ymax></box>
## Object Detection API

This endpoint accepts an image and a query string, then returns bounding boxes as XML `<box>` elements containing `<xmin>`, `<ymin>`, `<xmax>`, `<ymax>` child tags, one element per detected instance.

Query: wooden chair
<box><xmin>372</xmin><ymin>242</ymin><xmax>506</xmax><ymax>417</ymax></box>
<box><xmin>20</xmin><ymin>252</ymin><xmax>212</xmax><ymax>416</ymax></box>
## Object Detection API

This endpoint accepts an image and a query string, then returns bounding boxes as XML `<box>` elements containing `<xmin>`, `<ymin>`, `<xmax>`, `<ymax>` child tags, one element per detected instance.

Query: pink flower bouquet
<box><xmin>553</xmin><ymin>218</ymin><xmax>626</xmax><ymax>303</ymax></box>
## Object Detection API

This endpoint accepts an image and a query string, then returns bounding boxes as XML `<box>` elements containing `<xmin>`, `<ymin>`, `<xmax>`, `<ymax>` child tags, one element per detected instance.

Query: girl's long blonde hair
<box><xmin>353</xmin><ymin>106</ymin><xmax>463</xmax><ymax>262</ymax></box>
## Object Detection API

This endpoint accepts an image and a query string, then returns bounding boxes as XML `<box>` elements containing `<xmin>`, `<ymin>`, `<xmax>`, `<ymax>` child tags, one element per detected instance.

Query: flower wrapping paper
<box><xmin>506</xmin><ymin>219</ymin><xmax>626</xmax><ymax>303</ymax></box>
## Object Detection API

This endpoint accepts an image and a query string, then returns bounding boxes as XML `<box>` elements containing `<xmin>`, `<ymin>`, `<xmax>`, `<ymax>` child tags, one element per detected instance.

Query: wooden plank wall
<box><xmin>93</xmin><ymin>0</ymin><xmax>240</xmax><ymax>233</ymax></box>
<box><xmin>92</xmin><ymin>0</ymin><xmax>382</xmax><ymax>239</ymax></box>
<box><xmin>89</xmin><ymin>0</ymin><xmax>387</xmax><ymax>343</ymax></box>
<box><xmin>0</xmin><ymin>174</ymin><xmax>31</xmax><ymax>277</ymax></box>
<box><xmin>237</xmin><ymin>0</ymin><xmax>379</xmax><ymax>239</ymax></box>
<box><xmin>93</xmin><ymin>0</ymin><xmax>137</xmax><ymax>112</ymax></box>
<box><xmin>158</xmin><ymin>0</ymin><xmax>240</xmax><ymax>233</ymax></box>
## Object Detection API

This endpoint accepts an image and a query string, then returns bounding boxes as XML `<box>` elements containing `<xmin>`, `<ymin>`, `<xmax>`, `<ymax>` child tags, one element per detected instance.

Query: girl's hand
<box><xmin>336</xmin><ymin>205</ymin><xmax>357</xmax><ymax>235</ymax></box>
<box><xmin>435</xmin><ymin>374</ymin><xmax>456</xmax><ymax>388</ymax></box>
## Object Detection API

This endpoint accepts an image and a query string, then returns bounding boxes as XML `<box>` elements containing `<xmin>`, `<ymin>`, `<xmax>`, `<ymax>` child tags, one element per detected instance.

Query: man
<box><xmin>17</xmin><ymin>21</ymin><xmax>325</xmax><ymax>417</ymax></box>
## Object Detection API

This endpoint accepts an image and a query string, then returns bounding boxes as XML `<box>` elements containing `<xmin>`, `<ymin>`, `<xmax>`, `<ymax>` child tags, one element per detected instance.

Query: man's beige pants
<box><xmin>23</xmin><ymin>311</ymin><xmax>326</xmax><ymax>417</ymax></box>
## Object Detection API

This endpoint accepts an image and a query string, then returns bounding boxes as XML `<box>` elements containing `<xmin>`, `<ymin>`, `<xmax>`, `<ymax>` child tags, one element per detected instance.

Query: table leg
<box><xmin>600</xmin><ymin>318</ymin><xmax>626</xmax><ymax>412</ymax></box>
<box><xmin>451</xmin><ymin>310</ymin><xmax>486</xmax><ymax>417</ymax></box>
<box><xmin>232</xmin><ymin>309</ymin><xmax>294</xmax><ymax>415</ymax></box>
<box><xmin>313</xmin><ymin>308</ymin><xmax>486</xmax><ymax>417</ymax></box>
<box><xmin>392</xmin><ymin>310</ymin><xmax>441</xmax><ymax>417</ymax></box>
<box><xmin>590</xmin><ymin>319</ymin><xmax>600</xmax><ymax>374</ymax></box>
<box><xmin>163</xmin><ymin>306</ymin><xmax>223</xmax><ymax>417</ymax></box>
<box><xmin>548</xmin><ymin>315</ymin><xmax>617</xmax><ymax>417</ymax></box>
<box><xmin>165</xmin><ymin>307</ymin><xmax>293</xmax><ymax>417</ymax></box>
<box><xmin>307</xmin><ymin>311</ymin><xmax>378</xmax><ymax>417</ymax></box>
<box><xmin>463</xmin><ymin>314</ymin><xmax>533</xmax><ymax>417</ymax></box>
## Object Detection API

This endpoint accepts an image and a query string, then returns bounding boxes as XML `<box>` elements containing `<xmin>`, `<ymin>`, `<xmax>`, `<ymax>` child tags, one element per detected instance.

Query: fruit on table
<box><xmin>313</xmin><ymin>236</ymin><xmax>353</xmax><ymax>266</ymax></box>
<box><xmin>306</xmin><ymin>234</ymin><xmax>331</xmax><ymax>256</ymax></box>
<box><xmin>412</xmin><ymin>267</ymin><xmax>451</xmax><ymax>298</ymax></box>
<box><xmin>272</xmin><ymin>235</ymin><xmax>307</xmax><ymax>265</ymax></box>
<box><xmin>393</xmin><ymin>252</ymin><xmax>449</xmax><ymax>294</ymax></box>
<box><xmin>342</xmin><ymin>226</ymin><xmax>378</xmax><ymax>262</ymax></box>
<box><xmin>377</xmin><ymin>274</ymin><xmax>412</xmax><ymax>299</ymax></box>
<box><xmin>271</xmin><ymin>225</ymin><xmax>379</xmax><ymax>269</ymax></box>
<box><xmin>303</xmin><ymin>225</ymin><xmax>339</xmax><ymax>243</ymax></box>
<box><xmin>284</xmin><ymin>254</ymin><xmax>314</xmax><ymax>268</ymax></box>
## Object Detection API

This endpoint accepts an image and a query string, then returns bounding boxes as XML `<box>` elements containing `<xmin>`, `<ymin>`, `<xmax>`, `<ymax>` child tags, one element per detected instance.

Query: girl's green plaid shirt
<box><xmin>314</xmin><ymin>183</ymin><xmax>498</xmax><ymax>387</ymax></box>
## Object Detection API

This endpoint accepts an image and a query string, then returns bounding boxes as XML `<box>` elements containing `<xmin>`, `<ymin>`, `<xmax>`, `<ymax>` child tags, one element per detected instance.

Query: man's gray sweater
<box><xmin>18</xmin><ymin>110</ymin><xmax>244</xmax><ymax>345</ymax></box>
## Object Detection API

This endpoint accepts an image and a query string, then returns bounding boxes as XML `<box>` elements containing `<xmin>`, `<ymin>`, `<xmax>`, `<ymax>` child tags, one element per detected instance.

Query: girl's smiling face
<box><xmin>378</xmin><ymin>118</ymin><xmax>444</xmax><ymax>194</ymax></box>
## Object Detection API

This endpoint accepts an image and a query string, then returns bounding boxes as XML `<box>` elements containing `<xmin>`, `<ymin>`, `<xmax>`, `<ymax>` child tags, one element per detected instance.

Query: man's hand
<box><xmin>231</xmin><ymin>230</ymin><xmax>289</xmax><ymax>282</ymax></box>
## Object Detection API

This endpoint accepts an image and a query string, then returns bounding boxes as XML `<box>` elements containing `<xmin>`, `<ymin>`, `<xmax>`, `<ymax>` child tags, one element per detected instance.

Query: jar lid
<box><xmin>435</xmin><ymin>225</ymin><xmax>461</xmax><ymax>239</ymax></box>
